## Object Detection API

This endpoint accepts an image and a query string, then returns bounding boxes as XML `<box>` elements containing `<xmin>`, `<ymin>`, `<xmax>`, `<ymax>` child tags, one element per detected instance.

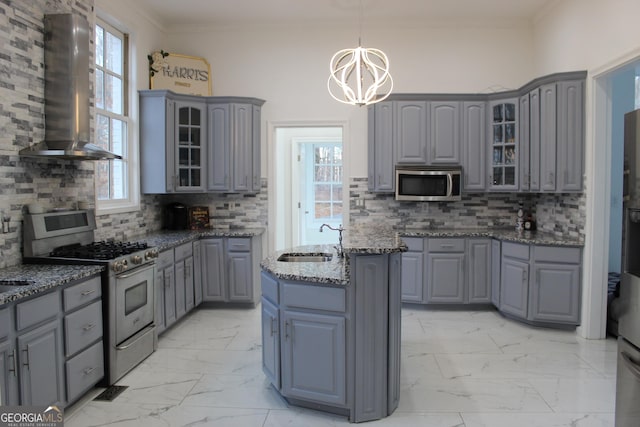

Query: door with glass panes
<box><xmin>488</xmin><ymin>99</ymin><xmax>518</xmax><ymax>191</ymax></box>
<box><xmin>175</xmin><ymin>101</ymin><xmax>206</xmax><ymax>192</ymax></box>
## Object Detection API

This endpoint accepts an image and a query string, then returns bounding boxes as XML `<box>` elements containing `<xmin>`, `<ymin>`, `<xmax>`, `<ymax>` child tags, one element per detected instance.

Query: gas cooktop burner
<box><xmin>50</xmin><ymin>241</ymin><xmax>149</xmax><ymax>260</ymax></box>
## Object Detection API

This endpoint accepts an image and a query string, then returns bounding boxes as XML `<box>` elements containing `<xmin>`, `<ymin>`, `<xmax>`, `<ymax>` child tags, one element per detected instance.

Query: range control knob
<box><xmin>145</xmin><ymin>249</ymin><xmax>159</xmax><ymax>260</ymax></box>
<box><xmin>113</xmin><ymin>259</ymin><xmax>128</xmax><ymax>273</ymax></box>
<box><xmin>131</xmin><ymin>255</ymin><xmax>142</xmax><ymax>265</ymax></box>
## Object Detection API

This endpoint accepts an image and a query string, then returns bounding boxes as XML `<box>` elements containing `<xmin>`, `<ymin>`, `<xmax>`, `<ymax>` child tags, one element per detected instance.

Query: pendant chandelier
<box><xmin>327</xmin><ymin>1</ymin><xmax>393</xmax><ymax>106</ymax></box>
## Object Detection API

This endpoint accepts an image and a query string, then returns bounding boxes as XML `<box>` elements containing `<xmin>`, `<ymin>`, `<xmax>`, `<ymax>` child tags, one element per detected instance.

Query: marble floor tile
<box><xmin>527</xmin><ymin>377</ymin><xmax>617</xmax><ymax>413</ymax></box>
<box><xmin>461</xmin><ymin>412</ymin><xmax>615</xmax><ymax>427</ymax></box>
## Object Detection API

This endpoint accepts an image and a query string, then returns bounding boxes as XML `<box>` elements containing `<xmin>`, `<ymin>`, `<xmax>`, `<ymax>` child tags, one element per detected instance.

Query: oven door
<box><xmin>115</xmin><ymin>263</ymin><xmax>155</xmax><ymax>345</ymax></box>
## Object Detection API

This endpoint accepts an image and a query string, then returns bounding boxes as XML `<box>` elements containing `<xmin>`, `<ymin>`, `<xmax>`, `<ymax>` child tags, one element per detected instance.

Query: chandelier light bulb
<box><xmin>328</xmin><ymin>44</ymin><xmax>393</xmax><ymax>106</ymax></box>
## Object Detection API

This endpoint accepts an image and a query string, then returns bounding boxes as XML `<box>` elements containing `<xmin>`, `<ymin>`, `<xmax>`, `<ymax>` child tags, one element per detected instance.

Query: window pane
<box><xmin>315</xmin><ymin>203</ymin><xmax>331</xmax><ymax>220</ymax></box>
<box><xmin>96</xmin><ymin>114</ymin><xmax>110</xmax><ymax>150</ymax></box>
<box><xmin>105</xmin><ymin>32</ymin><xmax>122</xmax><ymax>74</ymax></box>
<box><xmin>315</xmin><ymin>146</ymin><xmax>331</xmax><ymax>164</ymax></box>
<box><xmin>105</xmin><ymin>74</ymin><xmax>122</xmax><ymax>114</ymax></box>
<box><xmin>315</xmin><ymin>184</ymin><xmax>331</xmax><ymax>202</ymax></box>
<box><xmin>111</xmin><ymin>119</ymin><xmax>126</xmax><ymax>156</ymax></box>
<box><xmin>112</xmin><ymin>159</ymin><xmax>126</xmax><ymax>199</ymax></box>
<box><xmin>95</xmin><ymin>69</ymin><xmax>104</xmax><ymax>109</ymax></box>
<box><xmin>315</xmin><ymin>166</ymin><xmax>331</xmax><ymax>182</ymax></box>
<box><xmin>95</xmin><ymin>26</ymin><xmax>104</xmax><ymax>67</ymax></box>
<box><xmin>333</xmin><ymin>202</ymin><xmax>343</xmax><ymax>217</ymax></box>
<box><xmin>332</xmin><ymin>185</ymin><xmax>343</xmax><ymax>201</ymax></box>
<box><xmin>333</xmin><ymin>165</ymin><xmax>342</xmax><ymax>181</ymax></box>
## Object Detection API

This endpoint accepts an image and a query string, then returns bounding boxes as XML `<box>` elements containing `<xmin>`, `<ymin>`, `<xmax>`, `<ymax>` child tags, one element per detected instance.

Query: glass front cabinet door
<box><xmin>488</xmin><ymin>99</ymin><xmax>518</xmax><ymax>191</ymax></box>
<box><xmin>175</xmin><ymin>101</ymin><xmax>206</xmax><ymax>191</ymax></box>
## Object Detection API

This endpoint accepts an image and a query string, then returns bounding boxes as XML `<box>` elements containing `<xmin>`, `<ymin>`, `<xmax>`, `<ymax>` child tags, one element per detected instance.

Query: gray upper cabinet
<box><xmin>467</xmin><ymin>239</ymin><xmax>492</xmax><ymax>304</ymax></box>
<box><xmin>519</xmin><ymin>93</ymin><xmax>531</xmax><ymax>191</ymax></box>
<box><xmin>368</xmin><ymin>102</ymin><xmax>395</xmax><ymax>192</ymax></box>
<box><xmin>430</xmin><ymin>101</ymin><xmax>461</xmax><ymax>164</ymax></box>
<box><xmin>557</xmin><ymin>80</ymin><xmax>584</xmax><ymax>192</ymax></box>
<box><xmin>488</xmin><ymin>98</ymin><xmax>519</xmax><ymax>191</ymax></box>
<box><xmin>140</xmin><ymin>91</ymin><xmax>264</xmax><ymax>194</ymax></box>
<box><xmin>395</xmin><ymin>101</ymin><xmax>429</xmax><ymax>164</ymax></box>
<box><xmin>462</xmin><ymin>101</ymin><xmax>486</xmax><ymax>191</ymax></box>
<box><xmin>539</xmin><ymin>83</ymin><xmax>557</xmax><ymax>192</ymax></box>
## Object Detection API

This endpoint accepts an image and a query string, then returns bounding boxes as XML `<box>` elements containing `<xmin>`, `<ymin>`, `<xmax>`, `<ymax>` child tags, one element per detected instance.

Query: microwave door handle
<box><xmin>447</xmin><ymin>174</ymin><xmax>453</xmax><ymax>197</ymax></box>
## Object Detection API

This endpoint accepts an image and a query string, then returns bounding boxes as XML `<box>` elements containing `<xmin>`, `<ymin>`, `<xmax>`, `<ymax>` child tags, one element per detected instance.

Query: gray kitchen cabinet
<box><xmin>175</xmin><ymin>261</ymin><xmax>186</xmax><ymax>319</ymax></box>
<box><xmin>491</xmin><ymin>239</ymin><xmax>501</xmax><ymax>307</ymax></box>
<box><xmin>395</xmin><ymin>100</ymin><xmax>428</xmax><ymax>164</ymax></box>
<box><xmin>400</xmin><ymin>237</ymin><xmax>424</xmax><ymax>303</ymax></box>
<box><xmin>530</xmin><ymin>246</ymin><xmax>581</xmax><ymax>324</ymax></box>
<box><xmin>387</xmin><ymin>253</ymin><xmax>402</xmax><ymax>415</ymax></box>
<box><xmin>232</xmin><ymin>103</ymin><xmax>253</xmax><ymax>192</ymax></box>
<box><xmin>520</xmin><ymin>87</ymin><xmax>541</xmax><ymax>192</ymax></box>
<box><xmin>201</xmin><ymin>238</ymin><xmax>225</xmax><ymax>301</ymax></box>
<box><xmin>556</xmin><ymin>80</ymin><xmax>584</xmax><ymax>192</ymax></box>
<box><xmin>488</xmin><ymin>98</ymin><xmax>519</xmax><ymax>191</ymax></box>
<box><xmin>185</xmin><ymin>256</ymin><xmax>195</xmax><ymax>312</ymax></box>
<box><xmin>261</xmin><ymin>296</ymin><xmax>280</xmax><ymax>388</ymax></box>
<box><xmin>539</xmin><ymin>83</ymin><xmax>557</xmax><ymax>192</ymax></box>
<box><xmin>462</xmin><ymin>101</ymin><xmax>486</xmax><ymax>191</ymax></box>
<box><xmin>251</xmin><ymin>104</ymin><xmax>262</xmax><ymax>192</ymax></box>
<box><xmin>519</xmin><ymin>92</ymin><xmax>531</xmax><ymax>191</ymax></box>
<box><xmin>430</xmin><ymin>101</ymin><xmax>461</xmax><ymax>164</ymax></box>
<box><xmin>193</xmin><ymin>240</ymin><xmax>203</xmax><ymax>306</ymax></box>
<box><xmin>207</xmin><ymin>102</ymin><xmax>230</xmax><ymax>191</ymax></box>
<box><xmin>174</xmin><ymin>100</ymin><xmax>207</xmax><ymax>191</ymax></box>
<box><xmin>174</xmin><ymin>242</ymin><xmax>195</xmax><ymax>319</ymax></box>
<box><xmin>156</xmin><ymin>249</ymin><xmax>176</xmax><ymax>332</ymax></box>
<box><xmin>425</xmin><ymin>238</ymin><xmax>465</xmax><ymax>303</ymax></box>
<box><xmin>368</xmin><ymin>101</ymin><xmax>395</xmax><ymax>192</ymax></box>
<box><xmin>0</xmin><ymin>336</ymin><xmax>18</xmax><ymax>406</ymax></box>
<box><xmin>467</xmin><ymin>239</ymin><xmax>492</xmax><ymax>304</ymax></box>
<box><xmin>500</xmin><ymin>242</ymin><xmax>530</xmax><ymax>319</ymax></box>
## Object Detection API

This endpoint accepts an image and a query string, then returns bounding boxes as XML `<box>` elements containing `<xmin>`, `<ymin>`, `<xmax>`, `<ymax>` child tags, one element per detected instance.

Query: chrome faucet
<box><xmin>319</xmin><ymin>224</ymin><xmax>344</xmax><ymax>258</ymax></box>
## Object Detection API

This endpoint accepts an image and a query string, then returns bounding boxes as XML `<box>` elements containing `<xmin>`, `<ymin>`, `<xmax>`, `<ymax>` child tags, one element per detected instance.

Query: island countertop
<box><xmin>260</xmin><ymin>227</ymin><xmax>407</xmax><ymax>285</ymax></box>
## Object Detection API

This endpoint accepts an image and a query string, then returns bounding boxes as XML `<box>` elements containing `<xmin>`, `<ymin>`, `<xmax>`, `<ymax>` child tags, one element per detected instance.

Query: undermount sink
<box><xmin>0</xmin><ymin>280</ymin><xmax>31</xmax><ymax>293</ymax></box>
<box><xmin>277</xmin><ymin>253</ymin><xmax>333</xmax><ymax>263</ymax></box>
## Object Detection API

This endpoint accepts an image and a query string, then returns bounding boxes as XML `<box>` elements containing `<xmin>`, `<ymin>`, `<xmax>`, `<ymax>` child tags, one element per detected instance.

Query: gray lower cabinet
<box><xmin>500</xmin><ymin>256</ymin><xmax>530</xmax><ymax>318</ymax></box>
<box><xmin>425</xmin><ymin>238</ymin><xmax>465</xmax><ymax>303</ymax></box>
<box><xmin>467</xmin><ymin>239</ymin><xmax>492</xmax><ymax>303</ymax></box>
<box><xmin>174</xmin><ymin>242</ymin><xmax>195</xmax><ymax>318</ymax></box>
<box><xmin>491</xmin><ymin>239</ymin><xmax>501</xmax><ymax>307</ymax></box>
<box><xmin>261</xmin><ymin>296</ymin><xmax>280</xmax><ymax>388</ymax></box>
<box><xmin>0</xmin><ymin>338</ymin><xmax>18</xmax><ymax>405</ymax></box>
<box><xmin>201</xmin><ymin>238</ymin><xmax>225</xmax><ymax>301</ymax></box>
<box><xmin>156</xmin><ymin>249</ymin><xmax>176</xmax><ymax>333</ymax></box>
<box><xmin>193</xmin><ymin>240</ymin><xmax>203</xmax><ymax>306</ymax></box>
<box><xmin>400</xmin><ymin>237</ymin><xmax>424</xmax><ymax>302</ymax></box>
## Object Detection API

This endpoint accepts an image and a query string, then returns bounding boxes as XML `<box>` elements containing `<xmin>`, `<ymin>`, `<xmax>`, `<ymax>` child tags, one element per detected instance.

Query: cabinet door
<box><xmin>18</xmin><ymin>320</ymin><xmax>65</xmax><ymax>406</ymax></box>
<box><xmin>251</xmin><ymin>104</ymin><xmax>262</xmax><ymax>192</ymax></box>
<box><xmin>401</xmin><ymin>251</ymin><xmax>424</xmax><ymax>303</ymax></box>
<box><xmin>519</xmin><ymin>93</ymin><xmax>531</xmax><ymax>191</ymax></box>
<box><xmin>202</xmin><ymin>239</ymin><xmax>226</xmax><ymax>301</ymax></box>
<box><xmin>193</xmin><ymin>241</ymin><xmax>203</xmax><ymax>306</ymax></box>
<box><xmin>528</xmin><ymin>88</ymin><xmax>541</xmax><ymax>191</ymax></box>
<box><xmin>163</xmin><ymin>266</ymin><xmax>177</xmax><ymax>328</ymax></box>
<box><xmin>462</xmin><ymin>101</ymin><xmax>486</xmax><ymax>191</ymax></box>
<box><xmin>491</xmin><ymin>240</ymin><xmax>501</xmax><ymax>307</ymax></box>
<box><xmin>467</xmin><ymin>239</ymin><xmax>491</xmax><ymax>303</ymax></box>
<box><xmin>228</xmin><ymin>252</ymin><xmax>252</xmax><ymax>302</ymax></box>
<box><xmin>426</xmin><ymin>253</ymin><xmax>465</xmax><ymax>303</ymax></box>
<box><xmin>395</xmin><ymin>101</ymin><xmax>428</xmax><ymax>164</ymax></box>
<box><xmin>530</xmin><ymin>262</ymin><xmax>580</xmax><ymax>324</ymax></box>
<box><xmin>184</xmin><ymin>256</ymin><xmax>195</xmax><ymax>312</ymax></box>
<box><xmin>368</xmin><ymin>102</ymin><xmax>395</xmax><ymax>192</ymax></box>
<box><xmin>261</xmin><ymin>297</ymin><xmax>280</xmax><ymax>389</ymax></box>
<box><xmin>540</xmin><ymin>83</ymin><xmax>557</xmax><ymax>192</ymax></box>
<box><xmin>207</xmin><ymin>103</ymin><xmax>231</xmax><ymax>191</ymax></box>
<box><xmin>155</xmin><ymin>267</ymin><xmax>166</xmax><ymax>334</ymax></box>
<box><xmin>175</xmin><ymin>261</ymin><xmax>186</xmax><ymax>319</ymax></box>
<box><xmin>0</xmin><ymin>339</ymin><xmax>19</xmax><ymax>406</ymax></box>
<box><xmin>430</xmin><ymin>101</ymin><xmax>460</xmax><ymax>164</ymax></box>
<box><xmin>557</xmin><ymin>80</ymin><xmax>584</xmax><ymax>192</ymax></box>
<box><xmin>174</xmin><ymin>101</ymin><xmax>206</xmax><ymax>192</ymax></box>
<box><xmin>232</xmin><ymin>103</ymin><xmax>253</xmax><ymax>192</ymax></box>
<box><xmin>488</xmin><ymin>99</ymin><xmax>518</xmax><ymax>191</ymax></box>
<box><xmin>500</xmin><ymin>257</ymin><xmax>529</xmax><ymax>318</ymax></box>
<box><xmin>281</xmin><ymin>310</ymin><xmax>346</xmax><ymax>406</ymax></box>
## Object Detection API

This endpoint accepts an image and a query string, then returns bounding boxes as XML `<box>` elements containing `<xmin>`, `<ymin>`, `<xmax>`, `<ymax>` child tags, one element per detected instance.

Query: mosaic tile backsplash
<box><xmin>348</xmin><ymin>178</ymin><xmax>586</xmax><ymax>241</ymax></box>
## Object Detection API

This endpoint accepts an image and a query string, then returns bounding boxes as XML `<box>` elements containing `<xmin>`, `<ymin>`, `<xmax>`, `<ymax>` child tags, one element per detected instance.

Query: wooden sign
<box><xmin>148</xmin><ymin>50</ymin><xmax>212</xmax><ymax>96</ymax></box>
<box><xmin>188</xmin><ymin>206</ymin><xmax>210</xmax><ymax>230</ymax></box>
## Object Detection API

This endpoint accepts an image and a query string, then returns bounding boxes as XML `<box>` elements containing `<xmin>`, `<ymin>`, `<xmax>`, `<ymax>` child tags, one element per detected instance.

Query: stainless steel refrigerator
<box><xmin>616</xmin><ymin>108</ymin><xmax>640</xmax><ymax>426</ymax></box>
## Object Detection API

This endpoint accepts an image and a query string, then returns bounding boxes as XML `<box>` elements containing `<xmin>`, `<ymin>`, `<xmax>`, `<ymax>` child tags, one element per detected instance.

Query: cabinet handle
<box><xmin>285</xmin><ymin>321</ymin><xmax>290</xmax><ymax>339</ymax></box>
<box><xmin>8</xmin><ymin>348</ymin><xmax>16</xmax><ymax>375</ymax></box>
<box><xmin>83</xmin><ymin>323</ymin><xmax>96</xmax><ymax>331</ymax></box>
<box><xmin>522</xmin><ymin>270</ymin><xmax>527</xmax><ymax>283</ymax></box>
<box><xmin>164</xmin><ymin>275</ymin><xmax>170</xmax><ymax>289</ymax></box>
<box><xmin>270</xmin><ymin>317</ymin><xmax>276</xmax><ymax>337</ymax></box>
<box><xmin>245</xmin><ymin>175</ymin><xmax>248</xmax><ymax>187</ymax></box>
<box><xmin>83</xmin><ymin>366</ymin><xmax>96</xmax><ymax>376</ymax></box>
<box><xmin>81</xmin><ymin>289</ymin><xmax>96</xmax><ymax>296</ymax></box>
<box><xmin>22</xmin><ymin>349</ymin><xmax>29</xmax><ymax>370</ymax></box>
<box><xmin>440</xmin><ymin>244</ymin><xmax>454</xmax><ymax>249</ymax></box>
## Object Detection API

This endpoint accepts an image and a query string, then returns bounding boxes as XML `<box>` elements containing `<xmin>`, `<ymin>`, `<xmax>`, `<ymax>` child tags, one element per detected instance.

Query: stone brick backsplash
<box><xmin>348</xmin><ymin>177</ymin><xmax>586</xmax><ymax>240</ymax></box>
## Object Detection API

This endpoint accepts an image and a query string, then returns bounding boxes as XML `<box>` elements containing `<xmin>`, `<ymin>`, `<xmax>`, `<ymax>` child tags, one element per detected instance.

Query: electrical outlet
<box><xmin>355</xmin><ymin>198</ymin><xmax>365</xmax><ymax>208</ymax></box>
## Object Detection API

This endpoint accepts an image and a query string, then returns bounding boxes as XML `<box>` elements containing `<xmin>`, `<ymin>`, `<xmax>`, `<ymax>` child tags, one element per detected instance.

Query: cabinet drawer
<box><xmin>227</xmin><ymin>237</ymin><xmax>251</xmax><ymax>252</ymax></box>
<box><xmin>0</xmin><ymin>307</ymin><xmax>10</xmax><ymax>339</ymax></box>
<box><xmin>402</xmin><ymin>237</ymin><xmax>424</xmax><ymax>252</ymax></box>
<box><xmin>156</xmin><ymin>249</ymin><xmax>175</xmax><ymax>270</ymax></box>
<box><xmin>63</xmin><ymin>276</ymin><xmax>102</xmax><ymax>312</ymax></box>
<box><xmin>427</xmin><ymin>238</ymin><xmax>465</xmax><ymax>252</ymax></box>
<box><xmin>261</xmin><ymin>271</ymin><xmax>279</xmax><ymax>304</ymax></box>
<box><xmin>534</xmin><ymin>246</ymin><xmax>581</xmax><ymax>264</ymax></box>
<box><xmin>16</xmin><ymin>290</ymin><xmax>60</xmax><ymax>331</ymax></box>
<box><xmin>282</xmin><ymin>282</ymin><xmax>345</xmax><ymax>313</ymax></box>
<box><xmin>502</xmin><ymin>242</ymin><xmax>530</xmax><ymax>260</ymax></box>
<box><xmin>64</xmin><ymin>300</ymin><xmax>103</xmax><ymax>357</ymax></box>
<box><xmin>65</xmin><ymin>341</ymin><xmax>104</xmax><ymax>403</ymax></box>
<box><xmin>174</xmin><ymin>242</ymin><xmax>193</xmax><ymax>261</ymax></box>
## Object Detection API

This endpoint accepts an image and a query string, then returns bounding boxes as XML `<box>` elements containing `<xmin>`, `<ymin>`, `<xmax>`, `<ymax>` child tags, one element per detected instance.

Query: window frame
<box><xmin>94</xmin><ymin>16</ymin><xmax>139</xmax><ymax>215</ymax></box>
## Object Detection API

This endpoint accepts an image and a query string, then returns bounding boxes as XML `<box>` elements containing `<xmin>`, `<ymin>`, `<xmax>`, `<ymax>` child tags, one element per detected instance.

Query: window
<box><xmin>95</xmin><ymin>18</ymin><xmax>136</xmax><ymax>212</ymax></box>
<box><xmin>310</xmin><ymin>144</ymin><xmax>343</xmax><ymax>221</ymax></box>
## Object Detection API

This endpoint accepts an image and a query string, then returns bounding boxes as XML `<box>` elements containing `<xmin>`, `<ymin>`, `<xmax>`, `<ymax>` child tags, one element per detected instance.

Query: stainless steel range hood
<box><xmin>19</xmin><ymin>14</ymin><xmax>121</xmax><ymax>161</ymax></box>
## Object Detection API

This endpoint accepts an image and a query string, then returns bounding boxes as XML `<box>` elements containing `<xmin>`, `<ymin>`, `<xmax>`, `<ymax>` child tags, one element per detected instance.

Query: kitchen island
<box><xmin>260</xmin><ymin>227</ymin><xmax>407</xmax><ymax>423</ymax></box>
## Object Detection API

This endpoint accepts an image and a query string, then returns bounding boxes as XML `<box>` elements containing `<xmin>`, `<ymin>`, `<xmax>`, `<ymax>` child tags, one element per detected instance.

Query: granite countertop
<box><xmin>261</xmin><ymin>226</ymin><xmax>408</xmax><ymax>285</ymax></box>
<box><xmin>142</xmin><ymin>227</ymin><xmax>265</xmax><ymax>251</ymax></box>
<box><xmin>0</xmin><ymin>264</ymin><xmax>104</xmax><ymax>306</ymax></box>
<box><xmin>401</xmin><ymin>228</ymin><xmax>584</xmax><ymax>247</ymax></box>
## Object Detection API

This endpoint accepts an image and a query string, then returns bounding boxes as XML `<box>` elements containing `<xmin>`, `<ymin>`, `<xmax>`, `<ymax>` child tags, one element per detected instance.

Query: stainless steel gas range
<box><xmin>23</xmin><ymin>209</ymin><xmax>158</xmax><ymax>385</ymax></box>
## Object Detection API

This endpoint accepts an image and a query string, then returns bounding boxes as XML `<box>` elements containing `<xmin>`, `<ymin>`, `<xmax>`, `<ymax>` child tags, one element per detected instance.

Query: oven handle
<box><xmin>116</xmin><ymin>324</ymin><xmax>155</xmax><ymax>350</ymax></box>
<box><xmin>116</xmin><ymin>263</ymin><xmax>155</xmax><ymax>280</ymax></box>
<box><xmin>621</xmin><ymin>351</ymin><xmax>640</xmax><ymax>380</ymax></box>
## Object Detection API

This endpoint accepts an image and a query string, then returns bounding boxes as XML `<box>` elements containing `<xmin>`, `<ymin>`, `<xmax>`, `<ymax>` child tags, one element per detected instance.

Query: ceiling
<box><xmin>131</xmin><ymin>0</ymin><xmax>557</xmax><ymax>28</ymax></box>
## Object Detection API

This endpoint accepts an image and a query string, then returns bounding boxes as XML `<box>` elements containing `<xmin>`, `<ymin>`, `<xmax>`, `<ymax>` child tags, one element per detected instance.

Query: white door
<box><xmin>296</xmin><ymin>141</ymin><xmax>343</xmax><ymax>245</ymax></box>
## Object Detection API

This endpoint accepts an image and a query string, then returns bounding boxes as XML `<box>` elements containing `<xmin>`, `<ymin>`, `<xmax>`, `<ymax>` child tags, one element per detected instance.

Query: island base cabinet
<box><xmin>281</xmin><ymin>310</ymin><xmax>346</xmax><ymax>406</ymax></box>
<box><xmin>261</xmin><ymin>297</ymin><xmax>280</xmax><ymax>389</ymax></box>
<box><xmin>0</xmin><ymin>339</ymin><xmax>19</xmax><ymax>405</ymax></box>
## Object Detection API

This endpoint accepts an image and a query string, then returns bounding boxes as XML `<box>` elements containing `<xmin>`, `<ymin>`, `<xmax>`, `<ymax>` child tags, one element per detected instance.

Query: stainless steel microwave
<box><xmin>395</xmin><ymin>166</ymin><xmax>462</xmax><ymax>201</ymax></box>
